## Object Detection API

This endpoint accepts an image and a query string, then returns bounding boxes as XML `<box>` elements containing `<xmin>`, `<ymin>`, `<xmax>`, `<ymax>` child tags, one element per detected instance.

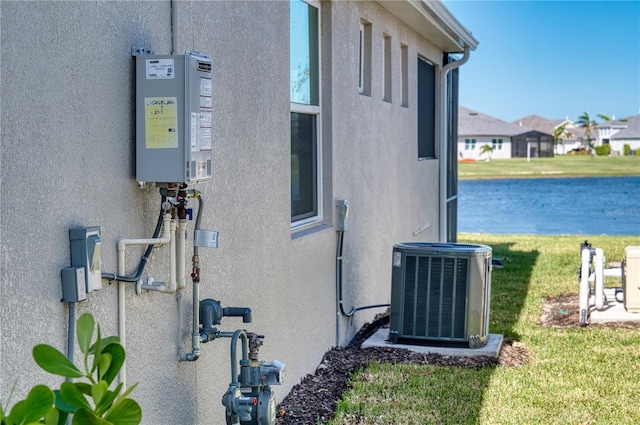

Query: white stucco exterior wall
<box><xmin>0</xmin><ymin>1</ymin><xmax>465</xmax><ymax>423</ymax></box>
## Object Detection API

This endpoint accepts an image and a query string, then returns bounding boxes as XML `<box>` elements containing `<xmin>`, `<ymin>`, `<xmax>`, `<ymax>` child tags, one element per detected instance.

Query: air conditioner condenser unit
<box><xmin>389</xmin><ymin>242</ymin><xmax>492</xmax><ymax>348</ymax></box>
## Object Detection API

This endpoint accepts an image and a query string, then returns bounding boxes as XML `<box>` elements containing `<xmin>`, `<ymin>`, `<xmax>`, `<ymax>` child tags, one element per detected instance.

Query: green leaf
<box><xmin>105</xmin><ymin>399</ymin><xmax>141</xmax><ymax>425</ymax></box>
<box><xmin>74</xmin><ymin>383</ymin><xmax>92</xmax><ymax>397</ymax></box>
<box><xmin>113</xmin><ymin>383</ymin><xmax>137</xmax><ymax>406</ymax></box>
<box><xmin>91</xmin><ymin>327</ymin><xmax>103</xmax><ymax>376</ymax></box>
<box><xmin>97</xmin><ymin>353</ymin><xmax>112</xmax><ymax>382</ymax></box>
<box><xmin>100</xmin><ymin>344</ymin><xmax>125</xmax><ymax>386</ymax></box>
<box><xmin>91</xmin><ymin>382</ymin><xmax>108</xmax><ymax>407</ymax></box>
<box><xmin>7</xmin><ymin>385</ymin><xmax>54</xmax><ymax>424</ymax></box>
<box><xmin>71</xmin><ymin>408</ymin><xmax>111</xmax><ymax>425</ymax></box>
<box><xmin>33</xmin><ymin>345</ymin><xmax>83</xmax><ymax>378</ymax></box>
<box><xmin>94</xmin><ymin>390</ymin><xmax>118</xmax><ymax>417</ymax></box>
<box><xmin>42</xmin><ymin>406</ymin><xmax>59</xmax><ymax>425</ymax></box>
<box><xmin>76</xmin><ymin>313</ymin><xmax>95</xmax><ymax>355</ymax></box>
<box><xmin>54</xmin><ymin>390</ymin><xmax>75</xmax><ymax>414</ymax></box>
<box><xmin>59</xmin><ymin>382</ymin><xmax>91</xmax><ymax>412</ymax></box>
<box><xmin>89</xmin><ymin>337</ymin><xmax>120</xmax><ymax>354</ymax></box>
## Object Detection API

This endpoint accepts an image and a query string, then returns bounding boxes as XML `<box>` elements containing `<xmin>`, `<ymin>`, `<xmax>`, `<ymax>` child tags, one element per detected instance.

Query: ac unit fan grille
<box><xmin>402</xmin><ymin>255</ymin><xmax>469</xmax><ymax>341</ymax></box>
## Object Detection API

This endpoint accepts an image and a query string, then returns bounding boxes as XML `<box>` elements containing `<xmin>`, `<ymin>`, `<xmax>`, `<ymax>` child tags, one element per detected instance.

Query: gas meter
<box><xmin>135</xmin><ymin>51</ymin><xmax>213</xmax><ymax>185</ymax></box>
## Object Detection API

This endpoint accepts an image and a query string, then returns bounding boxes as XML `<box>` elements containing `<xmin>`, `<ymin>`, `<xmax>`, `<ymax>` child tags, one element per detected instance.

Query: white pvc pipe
<box><xmin>117</xmin><ymin>212</ymin><xmax>172</xmax><ymax>388</ymax></box>
<box><xmin>169</xmin><ymin>220</ymin><xmax>177</xmax><ymax>292</ymax></box>
<box><xmin>579</xmin><ymin>248</ymin><xmax>592</xmax><ymax>326</ymax></box>
<box><xmin>177</xmin><ymin>220</ymin><xmax>187</xmax><ymax>290</ymax></box>
<box><xmin>595</xmin><ymin>248</ymin><xmax>605</xmax><ymax>311</ymax></box>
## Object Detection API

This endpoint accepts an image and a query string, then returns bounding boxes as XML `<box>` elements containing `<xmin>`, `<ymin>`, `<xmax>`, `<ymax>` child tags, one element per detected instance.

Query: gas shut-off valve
<box><xmin>221</xmin><ymin>330</ymin><xmax>285</xmax><ymax>425</ymax></box>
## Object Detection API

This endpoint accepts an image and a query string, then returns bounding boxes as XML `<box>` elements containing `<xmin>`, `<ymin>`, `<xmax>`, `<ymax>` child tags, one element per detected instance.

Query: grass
<box><xmin>331</xmin><ymin>233</ymin><xmax>640</xmax><ymax>425</ymax></box>
<box><xmin>458</xmin><ymin>155</ymin><xmax>640</xmax><ymax>180</ymax></box>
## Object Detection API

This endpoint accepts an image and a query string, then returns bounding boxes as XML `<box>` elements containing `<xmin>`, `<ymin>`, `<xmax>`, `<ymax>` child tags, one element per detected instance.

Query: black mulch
<box><xmin>276</xmin><ymin>315</ymin><xmax>529</xmax><ymax>424</ymax></box>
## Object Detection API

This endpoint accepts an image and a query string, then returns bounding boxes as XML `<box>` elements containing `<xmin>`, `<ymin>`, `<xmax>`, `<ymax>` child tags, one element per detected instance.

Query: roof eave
<box><xmin>377</xmin><ymin>0</ymin><xmax>478</xmax><ymax>52</ymax></box>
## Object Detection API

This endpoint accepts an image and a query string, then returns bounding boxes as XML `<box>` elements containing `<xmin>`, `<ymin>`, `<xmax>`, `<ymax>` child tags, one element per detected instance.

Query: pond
<box><xmin>458</xmin><ymin>176</ymin><xmax>640</xmax><ymax>235</ymax></box>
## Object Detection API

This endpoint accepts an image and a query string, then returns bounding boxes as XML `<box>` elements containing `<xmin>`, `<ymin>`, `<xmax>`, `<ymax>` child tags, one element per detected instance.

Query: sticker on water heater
<box><xmin>200</xmin><ymin>96</ymin><xmax>212</xmax><ymax>109</ymax></box>
<box><xmin>200</xmin><ymin>127</ymin><xmax>212</xmax><ymax>151</ymax></box>
<box><xmin>146</xmin><ymin>59</ymin><xmax>175</xmax><ymax>79</ymax></box>
<box><xmin>200</xmin><ymin>78</ymin><xmax>212</xmax><ymax>96</ymax></box>
<box><xmin>144</xmin><ymin>97</ymin><xmax>178</xmax><ymax>149</ymax></box>
<box><xmin>190</xmin><ymin>113</ymin><xmax>198</xmax><ymax>152</ymax></box>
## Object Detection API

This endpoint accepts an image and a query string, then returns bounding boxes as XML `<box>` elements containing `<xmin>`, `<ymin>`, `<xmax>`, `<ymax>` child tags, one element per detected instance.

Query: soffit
<box><xmin>377</xmin><ymin>0</ymin><xmax>478</xmax><ymax>52</ymax></box>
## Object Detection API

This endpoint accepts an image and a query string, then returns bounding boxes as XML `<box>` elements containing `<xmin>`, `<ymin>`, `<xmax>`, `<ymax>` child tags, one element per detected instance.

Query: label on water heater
<box><xmin>146</xmin><ymin>59</ymin><xmax>175</xmax><ymax>79</ymax></box>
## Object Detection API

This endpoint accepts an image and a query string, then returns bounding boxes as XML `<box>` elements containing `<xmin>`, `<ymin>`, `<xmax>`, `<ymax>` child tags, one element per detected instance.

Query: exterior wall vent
<box><xmin>389</xmin><ymin>242</ymin><xmax>492</xmax><ymax>348</ymax></box>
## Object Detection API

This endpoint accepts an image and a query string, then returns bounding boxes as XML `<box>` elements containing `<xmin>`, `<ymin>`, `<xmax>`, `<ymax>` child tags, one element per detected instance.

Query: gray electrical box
<box><xmin>135</xmin><ymin>51</ymin><xmax>213</xmax><ymax>184</ymax></box>
<box><xmin>70</xmin><ymin>226</ymin><xmax>102</xmax><ymax>293</ymax></box>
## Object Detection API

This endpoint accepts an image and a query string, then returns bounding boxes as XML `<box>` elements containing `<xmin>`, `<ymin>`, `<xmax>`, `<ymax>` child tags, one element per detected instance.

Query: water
<box><xmin>458</xmin><ymin>176</ymin><xmax>640</xmax><ymax>235</ymax></box>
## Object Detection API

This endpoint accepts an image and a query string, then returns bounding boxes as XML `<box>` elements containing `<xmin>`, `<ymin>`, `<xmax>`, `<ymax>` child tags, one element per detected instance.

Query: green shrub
<box><xmin>595</xmin><ymin>144</ymin><xmax>611</xmax><ymax>156</ymax></box>
<box><xmin>1</xmin><ymin>313</ymin><xmax>141</xmax><ymax>425</ymax></box>
<box><xmin>624</xmin><ymin>144</ymin><xmax>631</xmax><ymax>155</ymax></box>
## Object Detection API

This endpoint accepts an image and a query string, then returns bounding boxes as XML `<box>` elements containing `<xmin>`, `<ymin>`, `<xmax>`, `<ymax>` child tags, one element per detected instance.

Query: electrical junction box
<box><xmin>623</xmin><ymin>246</ymin><xmax>640</xmax><ymax>313</ymax></box>
<box><xmin>61</xmin><ymin>267</ymin><xmax>87</xmax><ymax>302</ymax></box>
<box><xmin>70</xmin><ymin>227</ymin><xmax>102</xmax><ymax>293</ymax></box>
<box><xmin>135</xmin><ymin>51</ymin><xmax>213</xmax><ymax>185</ymax></box>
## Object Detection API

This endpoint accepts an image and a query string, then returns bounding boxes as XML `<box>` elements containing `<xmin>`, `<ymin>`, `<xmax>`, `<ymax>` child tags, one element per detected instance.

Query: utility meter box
<box><xmin>623</xmin><ymin>246</ymin><xmax>640</xmax><ymax>313</ymax></box>
<box><xmin>135</xmin><ymin>51</ymin><xmax>213</xmax><ymax>184</ymax></box>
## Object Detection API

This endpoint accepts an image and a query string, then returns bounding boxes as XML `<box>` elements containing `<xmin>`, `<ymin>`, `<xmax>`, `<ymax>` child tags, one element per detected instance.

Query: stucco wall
<box><xmin>1</xmin><ymin>1</ymin><xmax>448</xmax><ymax>423</ymax></box>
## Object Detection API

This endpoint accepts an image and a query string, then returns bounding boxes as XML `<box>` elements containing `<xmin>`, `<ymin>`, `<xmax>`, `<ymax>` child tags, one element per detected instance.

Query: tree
<box><xmin>576</xmin><ymin>112</ymin><xmax>597</xmax><ymax>154</ymax></box>
<box><xmin>553</xmin><ymin>123</ymin><xmax>573</xmax><ymax>155</ymax></box>
<box><xmin>479</xmin><ymin>144</ymin><xmax>494</xmax><ymax>161</ymax></box>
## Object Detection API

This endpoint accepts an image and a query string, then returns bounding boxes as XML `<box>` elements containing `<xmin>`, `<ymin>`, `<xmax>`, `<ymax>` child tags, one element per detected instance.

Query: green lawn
<box><xmin>458</xmin><ymin>155</ymin><xmax>640</xmax><ymax>180</ymax></box>
<box><xmin>331</xmin><ymin>234</ymin><xmax>640</xmax><ymax>425</ymax></box>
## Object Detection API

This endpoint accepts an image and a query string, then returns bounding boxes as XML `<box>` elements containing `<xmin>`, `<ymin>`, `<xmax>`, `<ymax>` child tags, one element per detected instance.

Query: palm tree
<box><xmin>553</xmin><ymin>123</ymin><xmax>573</xmax><ymax>155</ymax></box>
<box><xmin>479</xmin><ymin>144</ymin><xmax>493</xmax><ymax>161</ymax></box>
<box><xmin>576</xmin><ymin>112</ymin><xmax>597</xmax><ymax>154</ymax></box>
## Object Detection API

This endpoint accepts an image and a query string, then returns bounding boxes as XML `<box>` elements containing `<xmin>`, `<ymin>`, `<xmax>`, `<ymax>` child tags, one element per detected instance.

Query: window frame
<box><xmin>290</xmin><ymin>0</ymin><xmax>322</xmax><ymax>228</ymax></box>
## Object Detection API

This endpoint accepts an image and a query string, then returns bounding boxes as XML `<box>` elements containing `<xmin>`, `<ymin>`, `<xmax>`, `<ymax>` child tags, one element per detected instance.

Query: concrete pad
<box><xmin>361</xmin><ymin>328</ymin><xmax>503</xmax><ymax>358</ymax></box>
<box><xmin>590</xmin><ymin>288</ymin><xmax>640</xmax><ymax>324</ymax></box>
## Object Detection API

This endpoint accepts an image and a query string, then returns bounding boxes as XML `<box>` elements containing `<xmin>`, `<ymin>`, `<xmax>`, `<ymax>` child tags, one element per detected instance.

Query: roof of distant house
<box><xmin>459</xmin><ymin>106</ymin><xmax>531</xmax><ymax>137</ymax></box>
<box><xmin>512</xmin><ymin>114</ymin><xmax>566</xmax><ymax>135</ymax></box>
<box><xmin>611</xmin><ymin>114</ymin><xmax>640</xmax><ymax>139</ymax></box>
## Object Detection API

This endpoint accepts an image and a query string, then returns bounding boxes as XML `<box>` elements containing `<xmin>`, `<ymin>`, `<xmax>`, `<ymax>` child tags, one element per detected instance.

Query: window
<box><xmin>291</xmin><ymin>0</ymin><xmax>321</xmax><ymax>225</ymax></box>
<box><xmin>492</xmin><ymin>138</ymin><xmax>503</xmax><ymax>150</ymax></box>
<box><xmin>465</xmin><ymin>139</ymin><xmax>476</xmax><ymax>150</ymax></box>
<box><xmin>383</xmin><ymin>33</ymin><xmax>392</xmax><ymax>102</ymax></box>
<box><xmin>417</xmin><ymin>56</ymin><xmax>436</xmax><ymax>159</ymax></box>
<box><xmin>400</xmin><ymin>44</ymin><xmax>408</xmax><ymax>107</ymax></box>
<box><xmin>359</xmin><ymin>19</ymin><xmax>372</xmax><ymax>96</ymax></box>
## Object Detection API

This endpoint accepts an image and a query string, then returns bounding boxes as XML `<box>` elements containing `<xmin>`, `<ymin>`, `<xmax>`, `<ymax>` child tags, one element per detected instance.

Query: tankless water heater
<box><xmin>135</xmin><ymin>51</ymin><xmax>213</xmax><ymax>185</ymax></box>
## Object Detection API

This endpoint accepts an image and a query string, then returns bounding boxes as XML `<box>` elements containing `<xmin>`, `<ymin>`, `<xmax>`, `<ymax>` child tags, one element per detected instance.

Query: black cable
<box><xmin>337</xmin><ymin>230</ymin><xmax>390</xmax><ymax>317</ymax></box>
<box><xmin>101</xmin><ymin>193</ymin><xmax>166</xmax><ymax>282</ymax></box>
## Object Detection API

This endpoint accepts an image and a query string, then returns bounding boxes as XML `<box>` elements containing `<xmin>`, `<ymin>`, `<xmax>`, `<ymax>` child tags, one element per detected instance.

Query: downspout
<box><xmin>439</xmin><ymin>46</ymin><xmax>470</xmax><ymax>242</ymax></box>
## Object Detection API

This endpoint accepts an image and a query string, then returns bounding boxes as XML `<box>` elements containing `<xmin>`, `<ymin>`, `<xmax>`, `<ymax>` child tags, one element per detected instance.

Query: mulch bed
<box><xmin>540</xmin><ymin>292</ymin><xmax>640</xmax><ymax>329</ymax></box>
<box><xmin>276</xmin><ymin>315</ymin><xmax>529</xmax><ymax>424</ymax></box>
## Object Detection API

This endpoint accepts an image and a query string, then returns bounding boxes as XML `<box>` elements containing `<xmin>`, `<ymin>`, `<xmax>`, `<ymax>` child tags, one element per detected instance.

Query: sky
<box><xmin>442</xmin><ymin>0</ymin><xmax>640</xmax><ymax>123</ymax></box>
